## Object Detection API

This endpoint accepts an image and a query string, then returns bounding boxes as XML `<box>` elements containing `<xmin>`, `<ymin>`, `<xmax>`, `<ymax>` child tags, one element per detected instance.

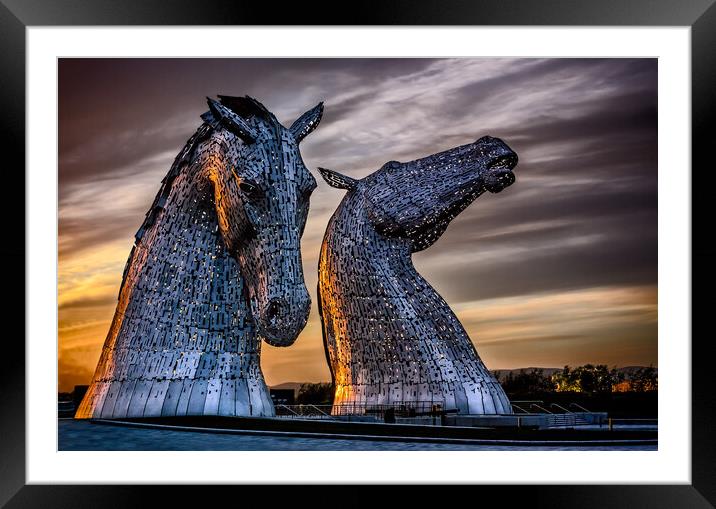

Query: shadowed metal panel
<box><xmin>247</xmin><ymin>380</ymin><xmax>265</xmax><ymax>416</ymax></box>
<box><xmin>235</xmin><ymin>378</ymin><xmax>251</xmax><ymax>416</ymax></box>
<box><xmin>127</xmin><ymin>380</ymin><xmax>153</xmax><ymax>417</ymax></box>
<box><xmin>144</xmin><ymin>380</ymin><xmax>170</xmax><ymax>417</ymax></box>
<box><xmin>99</xmin><ymin>383</ymin><xmax>120</xmax><ymax>419</ymax></box>
<box><xmin>112</xmin><ymin>381</ymin><xmax>137</xmax><ymax>419</ymax></box>
<box><xmin>89</xmin><ymin>382</ymin><xmax>110</xmax><ymax>419</ymax></box>
<box><xmin>218</xmin><ymin>380</ymin><xmax>236</xmax><ymax>416</ymax></box>
<box><xmin>174</xmin><ymin>379</ymin><xmax>194</xmax><ymax>416</ymax></box>
<box><xmin>203</xmin><ymin>379</ymin><xmax>222</xmax><ymax>415</ymax></box>
<box><xmin>187</xmin><ymin>380</ymin><xmax>209</xmax><ymax>415</ymax></box>
<box><xmin>161</xmin><ymin>380</ymin><xmax>184</xmax><ymax>417</ymax></box>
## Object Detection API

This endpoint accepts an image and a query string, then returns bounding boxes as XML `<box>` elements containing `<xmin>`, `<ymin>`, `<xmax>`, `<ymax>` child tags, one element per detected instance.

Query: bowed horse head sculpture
<box><xmin>76</xmin><ymin>95</ymin><xmax>323</xmax><ymax>419</ymax></box>
<box><xmin>318</xmin><ymin>135</ymin><xmax>517</xmax><ymax>415</ymax></box>
<box><xmin>206</xmin><ymin>96</ymin><xmax>322</xmax><ymax>345</ymax></box>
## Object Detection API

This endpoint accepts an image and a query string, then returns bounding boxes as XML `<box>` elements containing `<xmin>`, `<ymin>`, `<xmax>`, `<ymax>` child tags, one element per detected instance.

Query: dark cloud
<box><xmin>418</xmin><ymin>200</ymin><xmax>656</xmax><ymax>302</ymax></box>
<box><xmin>58</xmin><ymin>210</ymin><xmax>141</xmax><ymax>258</ymax></box>
<box><xmin>507</xmin><ymin>94</ymin><xmax>656</xmax><ymax>148</ymax></box>
<box><xmin>59</xmin><ymin>58</ymin><xmax>439</xmax><ymax>192</ymax></box>
<box><xmin>476</xmin><ymin>334</ymin><xmax>587</xmax><ymax>347</ymax></box>
<box><xmin>419</xmin><ymin>231</ymin><xmax>656</xmax><ymax>303</ymax></box>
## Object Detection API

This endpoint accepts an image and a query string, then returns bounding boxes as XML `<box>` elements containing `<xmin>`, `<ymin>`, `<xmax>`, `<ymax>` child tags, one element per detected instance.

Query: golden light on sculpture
<box><xmin>317</xmin><ymin>137</ymin><xmax>517</xmax><ymax>415</ymax></box>
<box><xmin>76</xmin><ymin>96</ymin><xmax>324</xmax><ymax>419</ymax></box>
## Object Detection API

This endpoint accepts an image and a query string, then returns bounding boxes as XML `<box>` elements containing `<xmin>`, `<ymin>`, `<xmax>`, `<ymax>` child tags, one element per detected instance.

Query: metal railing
<box><xmin>545</xmin><ymin>413</ymin><xmax>578</xmax><ymax>427</ymax></box>
<box><xmin>511</xmin><ymin>400</ymin><xmax>547</xmax><ymax>414</ymax></box>
<box><xmin>544</xmin><ymin>412</ymin><xmax>596</xmax><ymax>428</ymax></box>
<box><xmin>272</xmin><ymin>401</ymin><xmax>656</xmax><ymax>430</ymax></box>
<box><xmin>332</xmin><ymin>401</ymin><xmax>447</xmax><ymax>418</ymax></box>
<box><xmin>507</xmin><ymin>401</ymin><xmax>610</xmax><ymax>429</ymax></box>
<box><xmin>274</xmin><ymin>404</ymin><xmax>333</xmax><ymax>419</ymax></box>
<box><xmin>274</xmin><ymin>401</ymin><xmax>449</xmax><ymax>420</ymax></box>
<box><xmin>529</xmin><ymin>403</ymin><xmax>553</xmax><ymax>414</ymax></box>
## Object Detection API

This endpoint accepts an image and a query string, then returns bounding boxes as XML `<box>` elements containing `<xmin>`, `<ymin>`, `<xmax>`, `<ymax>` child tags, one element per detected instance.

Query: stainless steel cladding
<box><xmin>318</xmin><ymin>136</ymin><xmax>518</xmax><ymax>415</ymax></box>
<box><xmin>75</xmin><ymin>96</ymin><xmax>323</xmax><ymax>419</ymax></box>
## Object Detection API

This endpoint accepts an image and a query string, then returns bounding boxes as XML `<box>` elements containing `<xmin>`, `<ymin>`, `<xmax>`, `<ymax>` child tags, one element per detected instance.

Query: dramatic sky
<box><xmin>58</xmin><ymin>58</ymin><xmax>657</xmax><ymax>392</ymax></box>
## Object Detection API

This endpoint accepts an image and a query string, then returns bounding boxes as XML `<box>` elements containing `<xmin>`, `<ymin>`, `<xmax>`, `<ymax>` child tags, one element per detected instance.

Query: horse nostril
<box><xmin>265</xmin><ymin>299</ymin><xmax>285</xmax><ymax>322</ymax></box>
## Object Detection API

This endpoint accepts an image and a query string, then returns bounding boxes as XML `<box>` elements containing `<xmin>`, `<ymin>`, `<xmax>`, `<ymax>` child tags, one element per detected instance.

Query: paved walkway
<box><xmin>59</xmin><ymin>419</ymin><xmax>656</xmax><ymax>451</ymax></box>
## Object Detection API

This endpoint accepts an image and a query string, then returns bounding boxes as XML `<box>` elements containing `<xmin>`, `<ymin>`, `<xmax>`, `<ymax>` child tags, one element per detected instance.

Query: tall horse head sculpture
<box><xmin>318</xmin><ymin>136</ymin><xmax>518</xmax><ymax>415</ymax></box>
<box><xmin>76</xmin><ymin>95</ymin><xmax>323</xmax><ymax>419</ymax></box>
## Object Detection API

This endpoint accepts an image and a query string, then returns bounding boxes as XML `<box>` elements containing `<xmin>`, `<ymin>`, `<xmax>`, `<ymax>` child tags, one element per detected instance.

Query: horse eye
<box><xmin>231</xmin><ymin>169</ymin><xmax>260</xmax><ymax>197</ymax></box>
<box><xmin>239</xmin><ymin>181</ymin><xmax>258</xmax><ymax>195</ymax></box>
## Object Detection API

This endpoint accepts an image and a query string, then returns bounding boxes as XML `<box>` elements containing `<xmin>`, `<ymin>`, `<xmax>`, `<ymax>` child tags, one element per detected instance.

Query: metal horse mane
<box><xmin>318</xmin><ymin>136</ymin><xmax>518</xmax><ymax>415</ymax></box>
<box><xmin>76</xmin><ymin>95</ymin><xmax>323</xmax><ymax>419</ymax></box>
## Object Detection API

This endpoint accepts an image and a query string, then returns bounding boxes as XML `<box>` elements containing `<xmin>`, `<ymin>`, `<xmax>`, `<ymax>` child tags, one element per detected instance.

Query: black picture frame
<box><xmin>3</xmin><ymin>0</ymin><xmax>713</xmax><ymax>506</ymax></box>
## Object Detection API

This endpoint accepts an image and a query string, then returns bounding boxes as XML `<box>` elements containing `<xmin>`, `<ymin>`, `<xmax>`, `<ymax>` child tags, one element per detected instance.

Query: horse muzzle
<box><xmin>257</xmin><ymin>295</ymin><xmax>311</xmax><ymax>347</ymax></box>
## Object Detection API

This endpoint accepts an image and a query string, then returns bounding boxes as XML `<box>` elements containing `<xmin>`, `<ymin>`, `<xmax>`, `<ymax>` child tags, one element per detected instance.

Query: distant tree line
<box><xmin>494</xmin><ymin>364</ymin><xmax>658</xmax><ymax>396</ymax></box>
<box><xmin>291</xmin><ymin>365</ymin><xmax>657</xmax><ymax>405</ymax></box>
<box><xmin>296</xmin><ymin>382</ymin><xmax>334</xmax><ymax>405</ymax></box>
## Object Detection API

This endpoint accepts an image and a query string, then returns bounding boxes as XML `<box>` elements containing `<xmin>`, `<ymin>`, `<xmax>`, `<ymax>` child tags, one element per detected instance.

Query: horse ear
<box><xmin>206</xmin><ymin>97</ymin><xmax>258</xmax><ymax>144</ymax></box>
<box><xmin>318</xmin><ymin>167</ymin><xmax>357</xmax><ymax>190</ymax></box>
<box><xmin>289</xmin><ymin>102</ymin><xmax>324</xmax><ymax>142</ymax></box>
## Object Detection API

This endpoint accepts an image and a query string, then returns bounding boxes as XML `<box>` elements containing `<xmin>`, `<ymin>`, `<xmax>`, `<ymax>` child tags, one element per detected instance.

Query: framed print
<box><xmin>4</xmin><ymin>0</ymin><xmax>715</xmax><ymax>506</ymax></box>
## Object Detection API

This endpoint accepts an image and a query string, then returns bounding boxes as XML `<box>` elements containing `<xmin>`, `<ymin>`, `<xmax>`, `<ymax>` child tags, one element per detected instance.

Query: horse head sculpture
<box><xmin>76</xmin><ymin>95</ymin><xmax>322</xmax><ymax>419</ymax></box>
<box><xmin>205</xmin><ymin>96</ymin><xmax>320</xmax><ymax>346</ymax></box>
<box><xmin>318</xmin><ymin>135</ymin><xmax>518</xmax><ymax>415</ymax></box>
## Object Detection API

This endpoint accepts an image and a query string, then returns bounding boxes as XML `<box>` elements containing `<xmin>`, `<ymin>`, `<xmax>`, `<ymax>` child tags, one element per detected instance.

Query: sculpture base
<box><xmin>75</xmin><ymin>377</ymin><xmax>275</xmax><ymax>419</ymax></box>
<box><xmin>80</xmin><ymin>414</ymin><xmax>656</xmax><ymax>447</ymax></box>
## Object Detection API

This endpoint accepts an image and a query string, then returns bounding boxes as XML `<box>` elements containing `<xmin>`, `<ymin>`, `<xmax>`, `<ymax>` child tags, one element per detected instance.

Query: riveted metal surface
<box><xmin>75</xmin><ymin>96</ymin><xmax>323</xmax><ymax>419</ymax></box>
<box><xmin>318</xmin><ymin>136</ymin><xmax>518</xmax><ymax>415</ymax></box>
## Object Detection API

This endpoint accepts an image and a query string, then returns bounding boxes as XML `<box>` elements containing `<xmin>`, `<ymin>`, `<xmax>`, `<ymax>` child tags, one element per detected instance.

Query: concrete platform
<box><xmin>88</xmin><ymin>414</ymin><xmax>656</xmax><ymax>447</ymax></box>
<box><xmin>59</xmin><ymin>419</ymin><xmax>656</xmax><ymax>450</ymax></box>
<box><xmin>443</xmin><ymin>412</ymin><xmax>608</xmax><ymax>429</ymax></box>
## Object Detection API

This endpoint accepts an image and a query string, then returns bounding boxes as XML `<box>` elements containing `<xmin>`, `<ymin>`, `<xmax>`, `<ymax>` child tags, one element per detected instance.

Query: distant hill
<box><xmin>492</xmin><ymin>367</ymin><xmax>562</xmax><ymax>377</ymax></box>
<box><xmin>269</xmin><ymin>382</ymin><xmax>307</xmax><ymax>396</ymax></box>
